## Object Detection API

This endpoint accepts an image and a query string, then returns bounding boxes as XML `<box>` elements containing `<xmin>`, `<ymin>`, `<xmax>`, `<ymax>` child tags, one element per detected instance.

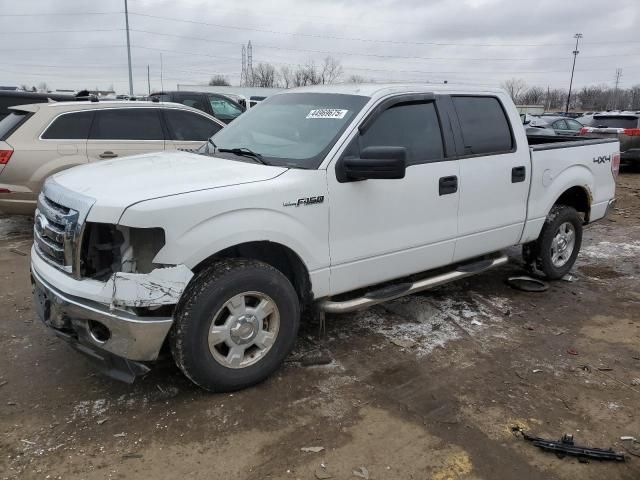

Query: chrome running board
<box><xmin>319</xmin><ymin>253</ymin><xmax>509</xmax><ymax>314</ymax></box>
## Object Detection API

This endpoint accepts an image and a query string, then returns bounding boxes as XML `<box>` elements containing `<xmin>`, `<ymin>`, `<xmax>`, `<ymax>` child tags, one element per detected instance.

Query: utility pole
<box><xmin>565</xmin><ymin>33</ymin><xmax>582</xmax><ymax>114</ymax></box>
<box><xmin>613</xmin><ymin>68</ymin><xmax>622</xmax><ymax>110</ymax></box>
<box><xmin>241</xmin><ymin>44</ymin><xmax>247</xmax><ymax>87</ymax></box>
<box><xmin>247</xmin><ymin>40</ymin><xmax>253</xmax><ymax>87</ymax></box>
<box><xmin>147</xmin><ymin>65</ymin><xmax>151</xmax><ymax>95</ymax></box>
<box><xmin>124</xmin><ymin>0</ymin><xmax>134</xmax><ymax>96</ymax></box>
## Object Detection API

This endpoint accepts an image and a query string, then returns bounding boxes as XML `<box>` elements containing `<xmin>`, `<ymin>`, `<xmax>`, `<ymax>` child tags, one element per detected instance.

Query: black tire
<box><xmin>170</xmin><ymin>259</ymin><xmax>300</xmax><ymax>392</ymax></box>
<box><xmin>529</xmin><ymin>205</ymin><xmax>583</xmax><ymax>280</ymax></box>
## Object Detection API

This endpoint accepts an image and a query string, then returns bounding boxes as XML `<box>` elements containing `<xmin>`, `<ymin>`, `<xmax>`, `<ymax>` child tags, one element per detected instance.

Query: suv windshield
<box><xmin>589</xmin><ymin>115</ymin><xmax>639</xmax><ymax>129</ymax></box>
<box><xmin>208</xmin><ymin>92</ymin><xmax>369</xmax><ymax>168</ymax></box>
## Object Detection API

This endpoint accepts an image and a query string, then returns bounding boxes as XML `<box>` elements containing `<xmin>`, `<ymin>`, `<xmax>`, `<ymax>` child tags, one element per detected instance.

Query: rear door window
<box><xmin>164</xmin><ymin>109</ymin><xmax>222</xmax><ymax>141</ymax></box>
<box><xmin>90</xmin><ymin>108</ymin><xmax>164</xmax><ymax>140</ymax></box>
<box><xmin>452</xmin><ymin>96</ymin><xmax>514</xmax><ymax>156</ymax></box>
<box><xmin>176</xmin><ymin>94</ymin><xmax>210</xmax><ymax>114</ymax></box>
<box><xmin>566</xmin><ymin>119</ymin><xmax>583</xmax><ymax>131</ymax></box>
<box><xmin>359</xmin><ymin>101</ymin><xmax>444</xmax><ymax>165</ymax></box>
<box><xmin>552</xmin><ymin>119</ymin><xmax>568</xmax><ymax>130</ymax></box>
<box><xmin>591</xmin><ymin>116</ymin><xmax>639</xmax><ymax>129</ymax></box>
<box><xmin>41</xmin><ymin>111</ymin><xmax>94</xmax><ymax>140</ymax></box>
<box><xmin>0</xmin><ymin>111</ymin><xmax>31</xmax><ymax>140</ymax></box>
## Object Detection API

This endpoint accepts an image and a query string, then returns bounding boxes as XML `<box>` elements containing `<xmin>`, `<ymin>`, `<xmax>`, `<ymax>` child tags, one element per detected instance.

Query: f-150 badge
<box><xmin>283</xmin><ymin>196</ymin><xmax>325</xmax><ymax>207</ymax></box>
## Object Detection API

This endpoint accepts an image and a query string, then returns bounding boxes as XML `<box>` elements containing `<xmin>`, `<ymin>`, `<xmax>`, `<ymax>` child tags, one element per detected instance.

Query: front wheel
<box><xmin>170</xmin><ymin>259</ymin><xmax>300</xmax><ymax>392</ymax></box>
<box><xmin>526</xmin><ymin>205</ymin><xmax>583</xmax><ymax>280</ymax></box>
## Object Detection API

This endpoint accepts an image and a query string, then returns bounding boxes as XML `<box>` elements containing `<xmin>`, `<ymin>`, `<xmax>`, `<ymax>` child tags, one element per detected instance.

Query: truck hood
<box><xmin>51</xmin><ymin>151</ymin><xmax>287</xmax><ymax>223</ymax></box>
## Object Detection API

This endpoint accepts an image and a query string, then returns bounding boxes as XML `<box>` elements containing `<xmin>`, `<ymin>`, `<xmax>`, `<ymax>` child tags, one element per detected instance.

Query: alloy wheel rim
<box><xmin>550</xmin><ymin>221</ymin><xmax>576</xmax><ymax>268</ymax></box>
<box><xmin>208</xmin><ymin>291</ymin><xmax>280</xmax><ymax>369</ymax></box>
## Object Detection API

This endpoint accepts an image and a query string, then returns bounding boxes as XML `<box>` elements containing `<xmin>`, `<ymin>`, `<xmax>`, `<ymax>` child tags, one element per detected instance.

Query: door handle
<box><xmin>99</xmin><ymin>151</ymin><xmax>118</xmax><ymax>159</ymax></box>
<box><xmin>512</xmin><ymin>166</ymin><xmax>526</xmax><ymax>183</ymax></box>
<box><xmin>439</xmin><ymin>175</ymin><xmax>458</xmax><ymax>195</ymax></box>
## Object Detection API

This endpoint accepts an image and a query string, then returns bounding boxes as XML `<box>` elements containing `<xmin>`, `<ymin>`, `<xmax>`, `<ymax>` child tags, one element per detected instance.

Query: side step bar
<box><xmin>318</xmin><ymin>253</ymin><xmax>509</xmax><ymax>314</ymax></box>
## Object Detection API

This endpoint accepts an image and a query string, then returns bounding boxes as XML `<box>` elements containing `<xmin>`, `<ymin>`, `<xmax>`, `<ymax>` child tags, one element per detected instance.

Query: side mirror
<box><xmin>339</xmin><ymin>146</ymin><xmax>407</xmax><ymax>182</ymax></box>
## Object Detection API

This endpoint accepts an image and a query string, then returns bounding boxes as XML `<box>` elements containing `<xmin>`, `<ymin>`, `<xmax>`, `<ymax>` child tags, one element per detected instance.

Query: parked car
<box><xmin>580</xmin><ymin>112</ymin><xmax>640</xmax><ymax>166</ymax></box>
<box><xmin>0</xmin><ymin>90</ymin><xmax>81</xmax><ymax>121</ymax></box>
<box><xmin>0</xmin><ymin>101</ymin><xmax>224</xmax><ymax>214</ymax></box>
<box><xmin>522</xmin><ymin>114</ymin><xmax>556</xmax><ymax>136</ymax></box>
<box><xmin>538</xmin><ymin>115</ymin><xmax>584</xmax><ymax>136</ymax></box>
<box><xmin>150</xmin><ymin>91</ymin><xmax>245</xmax><ymax>123</ymax></box>
<box><xmin>31</xmin><ymin>84</ymin><xmax>618</xmax><ymax>391</ymax></box>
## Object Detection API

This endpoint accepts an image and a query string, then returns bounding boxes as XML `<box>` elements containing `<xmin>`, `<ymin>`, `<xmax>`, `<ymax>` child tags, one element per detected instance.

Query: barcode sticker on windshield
<box><xmin>306</xmin><ymin>109</ymin><xmax>349</xmax><ymax>119</ymax></box>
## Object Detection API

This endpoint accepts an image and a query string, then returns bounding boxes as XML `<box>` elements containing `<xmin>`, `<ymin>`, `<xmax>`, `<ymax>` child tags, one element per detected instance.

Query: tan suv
<box><xmin>0</xmin><ymin>101</ymin><xmax>225</xmax><ymax>215</ymax></box>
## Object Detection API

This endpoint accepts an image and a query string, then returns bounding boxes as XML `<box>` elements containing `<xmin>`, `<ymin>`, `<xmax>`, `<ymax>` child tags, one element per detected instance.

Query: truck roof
<box><xmin>284</xmin><ymin>83</ymin><xmax>505</xmax><ymax>98</ymax></box>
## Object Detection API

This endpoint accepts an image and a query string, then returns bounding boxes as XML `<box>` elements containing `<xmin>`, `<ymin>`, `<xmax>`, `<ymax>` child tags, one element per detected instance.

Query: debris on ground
<box><xmin>96</xmin><ymin>418</ymin><xmax>109</xmax><ymax>425</ymax></box>
<box><xmin>631</xmin><ymin>378</ymin><xmax>640</xmax><ymax>386</ymax></box>
<box><xmin>300</xmin><ymin>352</ymin><xmax>333</xmax><ymax>367</ymax></box>
<box><xmin>532</xmin><ymin>369</ymin><xmax>543</xmax><ymax>373</ymax></box>
<box><xmin>314</xmin><ymin>464</ymin><xmax>333</xmax><ymax>479</ymax></box>
<box><xmin>0</xmin><ymin>380</ymin><xmax>7</xmax><ymax>387</ymax></box>
<box><xmin>9</xmin><ymin>248</ymin><xmax>27</xmax><ymax>257</ymax></box>
<box><xmin>390</xmin><ymin>338</ymin><xmax>416</xmax><ymax>349</ymax></box>
<box><xmin>301</xmin><ymin>446</ymin><xmax>325</xmax><ymax>453</ymax></box>
<box><xmin>506</xmin><ymin>276</ymin><xmax>549</xmax><ymax>292</ymax></box>
<box><xmin>353</xmin><ymin>466</ymin><xmax>370</xmax><ymax>479</ymax></box>
<box><xmin>514</xmin><ymin>428</ymin><xmax>625</xmax><ymax>462</ymax></box>
<box><xmin>561</xmin><ymin>273</ymin><xmax>578</xmax><ymax>282</ymax></box>
<box><xmin>470</xmin><ymin>319</ymin><xmax>483</xmax><ymax>326</ymax></box>
<box><xmin>567</xmin><ymin>349</ymin><xmax>579</xmax><ymax>356</ymax></box>
<box><xmin>113</xmin><ymin>432</ymin><xmax>127</xmax><ymax>438</ymax></box>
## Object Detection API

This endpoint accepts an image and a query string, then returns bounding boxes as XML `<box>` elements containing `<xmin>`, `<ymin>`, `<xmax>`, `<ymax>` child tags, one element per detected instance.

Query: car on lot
<box><xmin>521</xmin><ymin>114</ymin><xmax>556</xmax><ymax>136</ymax></box>
<box><xmin>150</xmin><ymin>91</ymin><xmax>245</xmax><ymax>123</ymax></box>
<box><xmin>538</xmin><ymin>115</ymin><xmax>584</xmax><ymax>136</ymax></box>
<box><xmin>0</xmin><ymin>101</ymin><xmax>225</xmax><ymax>214</ymax></box>
<box><xmin>30</xmin><ymin>84</ymin><xmax>618</xmax><ymax>391</ymax></box>
<box><xmin>0</xmin><ymin>90</ymin><xmax>81</xmax><ymax>121</ymax></box>
<box><xmin>579</xmin><ymin>112</ymin><xmax>640</xmax><ymax>166</ymax></box>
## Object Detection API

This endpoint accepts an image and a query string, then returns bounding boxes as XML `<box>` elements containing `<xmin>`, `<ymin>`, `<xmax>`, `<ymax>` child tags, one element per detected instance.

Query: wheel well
<box><xmin>193</xmin><ymin>241</ymin><xmax>312</xmax><ymax>306</ymax></box>
<box><xmin>554</xmin><ymin>186</ymin><xmax>591</xmax><ymax>223</ymax></box>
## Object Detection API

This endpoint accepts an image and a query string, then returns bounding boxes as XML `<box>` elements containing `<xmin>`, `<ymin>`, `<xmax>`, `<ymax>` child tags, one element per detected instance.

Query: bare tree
<box><xmin>37</xmin><ymin>82</ymin><xmax>49</xmax><ymax>93</ymax></box>
<box><xmin>519</xmin><ymin>86</ymin><xmax>545</xmax><ymax>105</ymax></box>
<box><xmin>501</xmin><ymin>78</ymin><xmax>527</xmax><ymax>103</ymax></box>
<box><xmin>630</xmin><ymin>85</ymin><xmax>640</xmax><ymax>110</ymax></box>
<box><xmin>279</xmin><ymin>66</ymin><xmax>293</xmax><ymax>88</ymax></box>
<box><xmin>346</xmin><ymin>74</ymin><xmax>367</xmax><ymax>84</ymax></box>
<box><xmin>209</xmin><ymin>75</ymin><xmax>231</xmax><ymax>86</ymax></box>
<box><xmin>544</xmin><ymin>88</ymin><xmax>567</xmax><ymax>111</ymax></box>
<box><xmin>319</xmin><ymin>56</ymin><xmax>343</xmax><ymax>84</ymax></box>
<box><xmin>250</xmin><ymin>63</ymin><xmax>278</xmax><ymax>88</ymax></box>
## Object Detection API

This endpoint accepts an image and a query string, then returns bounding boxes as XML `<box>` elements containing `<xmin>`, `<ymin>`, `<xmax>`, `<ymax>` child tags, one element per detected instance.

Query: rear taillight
<box><xmin>612</xmin><ymin>153</ymin><xmax>620</xmax><ymax>178</ymax></box>
<box><xmin>623</xmin><ymin>128</ymin><xmax>640</xmax><ymax>136</ymax></box>
<box><xmin>0</xmin><ymin>149</ymin><xmax>13</xmax><ymax>165</ymax></box>
<box><xmin>579</xmin><ymin>127</ymin><xmax>589</xmax><ymax>136</ymax></box>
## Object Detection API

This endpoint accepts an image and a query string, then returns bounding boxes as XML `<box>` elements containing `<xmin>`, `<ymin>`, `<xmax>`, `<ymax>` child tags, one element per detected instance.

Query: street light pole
<box><xmin>565</xmin><ymin>33</ymin><xmax>582</xmax><ymax>114</ymax></box>
<box><xmin>124</xmin><ymin>0</ymin><xmax>134</xmax><ymax>96</ymax></box>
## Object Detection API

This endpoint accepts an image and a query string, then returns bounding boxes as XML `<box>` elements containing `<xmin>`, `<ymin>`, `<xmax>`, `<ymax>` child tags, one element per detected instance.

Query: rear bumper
<box><xmin>0</xmin><ymin>197</ymin><xmax>36</xmax><ymax>215</ymax></box>
<box><xmin>31</xmin><ymin>265</ymin><xmax>174</xmax><ymax>366</ymax></box>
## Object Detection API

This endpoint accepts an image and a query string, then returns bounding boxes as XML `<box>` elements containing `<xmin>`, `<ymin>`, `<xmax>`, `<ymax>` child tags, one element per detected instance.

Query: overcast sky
<box><xmin>0</xmin><ymin>0</ymin><xmax>638</xmax><ymax>94</ymax></box>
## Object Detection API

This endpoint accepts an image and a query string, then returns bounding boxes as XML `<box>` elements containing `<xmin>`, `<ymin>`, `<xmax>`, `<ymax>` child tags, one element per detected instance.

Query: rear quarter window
<box><xmin>452</xmin><ymin>96</ymin><xmax>514</xmax><ymax>156</ymax></box>
<box><xmin>0</xmin><ymin>111</ymin><xmax>32</xmax><ymax>140</ymax></box>
<box><xmin>41</xmin><ymin>111</ymin><xmax>94</xmax><ymax>140</ymax></box>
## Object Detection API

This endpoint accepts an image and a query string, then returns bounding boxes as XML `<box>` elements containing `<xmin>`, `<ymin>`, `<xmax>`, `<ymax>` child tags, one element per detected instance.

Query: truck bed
<box><xmin>527</xmin><ymin>134</ymin><xmax>618</xmax><ymax>150</ymax></box>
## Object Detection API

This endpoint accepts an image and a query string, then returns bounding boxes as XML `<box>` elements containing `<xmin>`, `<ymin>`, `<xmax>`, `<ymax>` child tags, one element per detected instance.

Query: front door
<box><xmin>86</xmin><ymin>108</ymin><xmax>165</xmax><ymax>162</ymax></box>
<box><xmin>327</xmin><ymin>96</ymin><xmax>460</xmax><ymax>295</ymax></box>
<box><xmin>162</xmin><ymin>108</ymin><xmax>224</xmax><ymax>153</ymax></box>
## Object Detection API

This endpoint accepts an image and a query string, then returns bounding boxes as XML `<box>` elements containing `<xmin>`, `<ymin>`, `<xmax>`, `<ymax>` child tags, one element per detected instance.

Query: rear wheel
<box><xmin>524</xmin><ymin>205</ymin><xmax>583</xmax><ymax>280</ymax></box>
<box><xmin>170</xmin><ymin>259</ymin><xmax>300</xmax><ymax>392</ymax></box>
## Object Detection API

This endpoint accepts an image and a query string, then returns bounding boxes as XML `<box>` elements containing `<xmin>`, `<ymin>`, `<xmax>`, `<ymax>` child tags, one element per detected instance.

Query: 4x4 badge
<box><xmin>593</xmin><ymin>155</ymin><xmax>611</xmax><ymax>164</ymax></box>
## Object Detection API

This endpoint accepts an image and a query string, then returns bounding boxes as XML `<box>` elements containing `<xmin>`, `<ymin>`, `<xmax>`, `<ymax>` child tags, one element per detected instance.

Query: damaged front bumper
<box><xmin>31</xmin><ymin>264</ymin><xmax>177</xmax><ymax>382</ymax></box>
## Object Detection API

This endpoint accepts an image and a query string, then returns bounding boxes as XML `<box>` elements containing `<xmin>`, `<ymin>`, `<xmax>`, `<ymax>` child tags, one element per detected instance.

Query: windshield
<box><xmin>208</xmin><ymin>92</ymin><xmax>369</xmax><ymax>168</ymax></box>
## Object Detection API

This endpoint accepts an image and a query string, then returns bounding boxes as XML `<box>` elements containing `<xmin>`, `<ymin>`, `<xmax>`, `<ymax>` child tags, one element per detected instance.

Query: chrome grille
<box><xmin>33</xmin><ymin>179</ymin><xmax>96</xmax><ymax>278</ymax></box>
<box><xmin>34</xmin><ymin>194</ymin><xmax>79</xmax><ymax>273</ymax></box>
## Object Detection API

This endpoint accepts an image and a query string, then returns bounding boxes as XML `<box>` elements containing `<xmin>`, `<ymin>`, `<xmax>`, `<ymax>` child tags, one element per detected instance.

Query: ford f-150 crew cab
<box><xmin>30</xmin><ymin>84</ymin><xmax>619</xmax><ymax>391</ymax></box>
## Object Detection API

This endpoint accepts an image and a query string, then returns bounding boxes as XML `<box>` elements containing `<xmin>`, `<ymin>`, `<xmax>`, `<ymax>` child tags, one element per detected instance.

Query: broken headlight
<box><xmin>80</xmin><ymin>223</ymin><xmax>165</xmax><ymax>280</ymax></box>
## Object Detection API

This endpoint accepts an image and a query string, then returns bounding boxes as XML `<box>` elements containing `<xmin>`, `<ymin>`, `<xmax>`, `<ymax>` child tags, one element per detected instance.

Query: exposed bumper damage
<box><xmin>99</xmin><ymin>265</ymin><xmax>193</xmax><ymax>309</ymax></box>
<box><xmin>31</xmin><ymin>263</ymin><xmax>193</xmax><ymax>382</ymax></box>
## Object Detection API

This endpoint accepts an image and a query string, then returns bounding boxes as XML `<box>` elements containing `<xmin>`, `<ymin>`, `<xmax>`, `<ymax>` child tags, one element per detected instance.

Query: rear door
<box><xmin>449</xmin><ymin>95</ymin><xmax>530</xmax><ymax>262</ymax></box>
<box><xmin>173</xmin><ymin>93</ymin><xmax>213</xmax><ymax>116</ymax></box>
<box><xmin>162</xmin><ymin>108</ymin><xmax>224</xmax><ymax>152</ymax></box>
<box><xmin>87</xmin><ymin>108</ymin><xmax>165</xmax><ymax>161</ymax></box>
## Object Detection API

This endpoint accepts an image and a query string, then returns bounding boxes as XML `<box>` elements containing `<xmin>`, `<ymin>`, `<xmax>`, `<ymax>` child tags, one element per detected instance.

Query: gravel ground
<box><xmin>1</xmin><ymin>171</ymin><xmax>639</xmax><ymax>480</ymax></box>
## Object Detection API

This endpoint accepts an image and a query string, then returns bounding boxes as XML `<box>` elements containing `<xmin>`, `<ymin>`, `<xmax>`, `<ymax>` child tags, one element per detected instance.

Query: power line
<box><xmin>0</xmin><ymin>11</ymin><xmax>122</xmax><ymax>16</ymax></box>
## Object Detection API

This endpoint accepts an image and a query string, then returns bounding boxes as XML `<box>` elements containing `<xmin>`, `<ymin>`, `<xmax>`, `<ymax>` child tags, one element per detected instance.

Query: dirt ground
<box><xmin>1</xmin><ymin>172</ymin><xmax>639</xmax><ymax>480</ymax></box>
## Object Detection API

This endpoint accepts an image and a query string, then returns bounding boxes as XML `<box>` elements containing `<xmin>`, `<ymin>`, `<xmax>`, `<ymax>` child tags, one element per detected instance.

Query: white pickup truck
<box><xmin>31</xmin><ymin>84</ymin><xmax>619</xmax><ymax>390</ymax></box>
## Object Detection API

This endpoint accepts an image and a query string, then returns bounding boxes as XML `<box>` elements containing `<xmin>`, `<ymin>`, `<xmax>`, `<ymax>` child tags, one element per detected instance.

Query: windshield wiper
<box><xmin>217</xmin><ymin>147</ymin><xmax>267</xmax><ymax>165</ymax></box>
<box><xmin>207</xmin><ymin>138</ymin><xmax>217</xmax><ymax>153</ymax></box>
